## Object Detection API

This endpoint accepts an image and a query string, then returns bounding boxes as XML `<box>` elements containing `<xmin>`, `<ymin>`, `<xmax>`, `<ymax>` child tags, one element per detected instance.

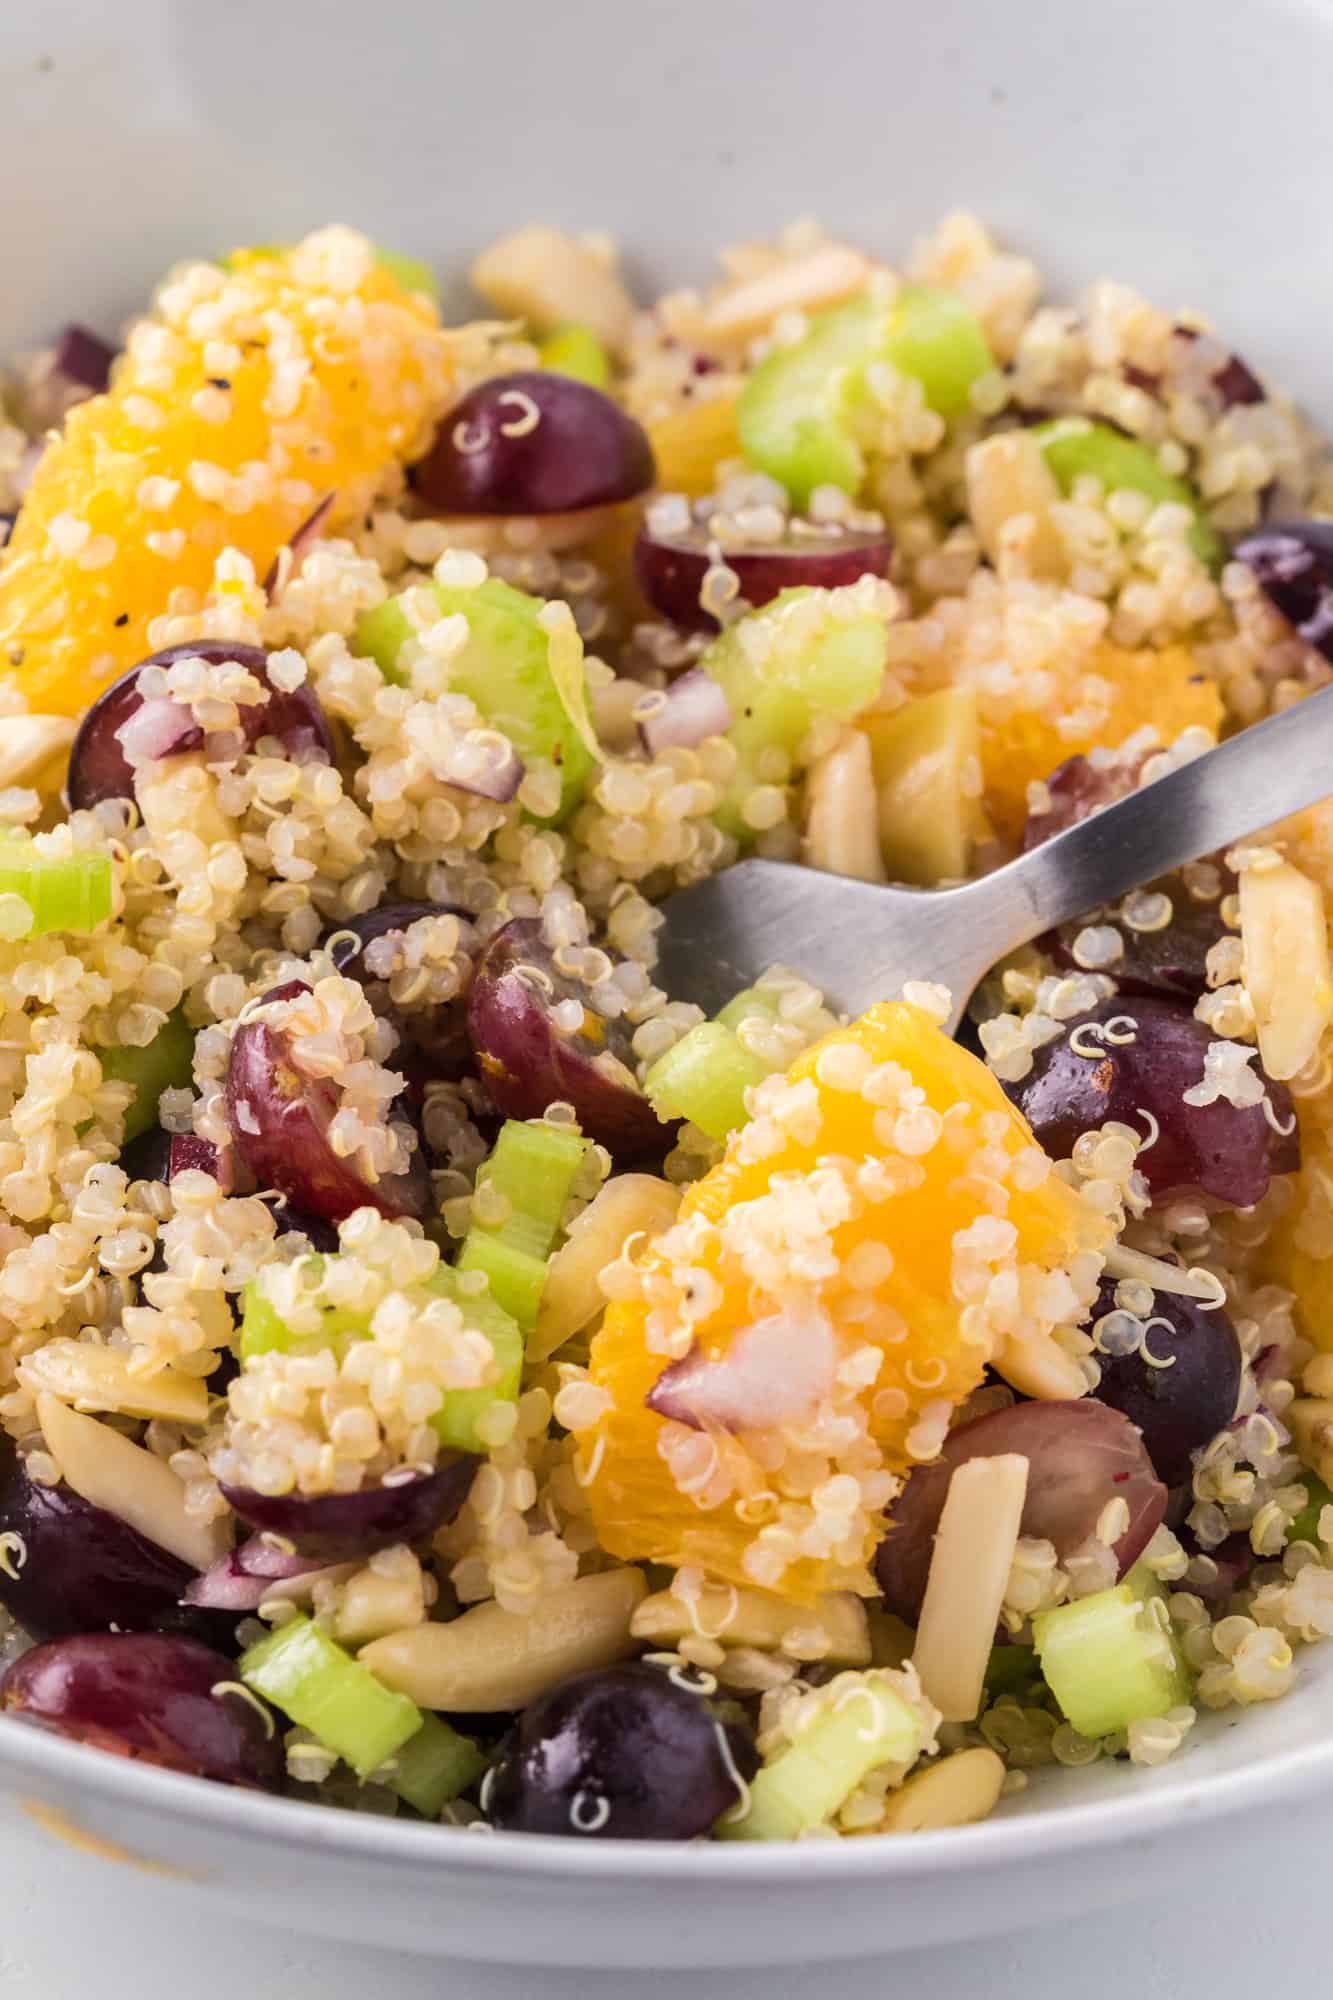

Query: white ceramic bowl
<box><xmin>4</xmin><ymin>0</ymin><xmax>1333</xmax><ymax>1966</ymax></box>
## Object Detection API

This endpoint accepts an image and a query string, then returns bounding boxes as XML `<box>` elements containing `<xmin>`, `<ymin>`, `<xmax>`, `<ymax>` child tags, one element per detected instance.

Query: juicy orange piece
<box><xmin>977</xmin><ymin>639</ymin><xmax>1223</xmax><ymax>840</ymax></box>
<box><xmin>648</xmin><ymin>395</ymin><xmax>741</xmax><ymax>497</ymax></box>
<box><xmin>581</xmin><ymin>1001</ymin><xmax>1109</xmax><ymax>1600</ymax></box>
<box><xmin>0</xmin><ymin>229</ymin><xmax>458</xmax><ymax>716</ymax></box>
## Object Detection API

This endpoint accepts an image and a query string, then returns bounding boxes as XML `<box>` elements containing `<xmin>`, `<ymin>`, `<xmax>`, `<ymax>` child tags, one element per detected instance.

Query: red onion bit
<box><xmin>182</xmin><ymin>1536</ymin><xmax>343</xmax><ymax>1613</ymax></box>
<box><xmin>434</xmin><ymin>729</ymin><xmax>525</xmax><ymax>802</ymax></box>
<box><xmin>637</xmin><ymin>666</ymin><xmax>732</xmax><ymax>758</ymax></box>
<box><xmin>262</xmin><ymin>493</ymin><xmax>336</xmax><ymax>596</ymax></box>
<box><xmin>646</xmin><ymin>1306</ymin><xmax>836</xmax><ymax>1432</ymax></box>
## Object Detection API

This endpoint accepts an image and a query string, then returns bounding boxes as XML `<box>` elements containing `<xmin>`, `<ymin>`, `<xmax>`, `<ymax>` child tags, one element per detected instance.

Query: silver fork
<box><xmin>654</xmin><ymin>684</ymin><xmax>1333</xmax><ymax>1030</ymax></box>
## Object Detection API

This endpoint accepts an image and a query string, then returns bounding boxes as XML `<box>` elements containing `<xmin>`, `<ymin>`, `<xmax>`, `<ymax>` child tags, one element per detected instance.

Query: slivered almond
<box><xmin>858</xmin><ymin>1747</ymin><xmax>1006</xmax><ymax>1834</ymax></box>
<box><xmin>530</xmin><ymin>1173</ymin><xmax>681</xmax><ymax>1363</ymax></box>
<box><xmin>804</xmin><ymin>729</ymin><xmax>887</xmax><ymax>884</ymax></box>
<box><xmin>965</xmin><ymin>432</ymin><xmax>1065</xmax><ymax>581</ymax></box>
<box><xmin>360</xmin><ymin>1569</ymin><xmax>647</xmax><ymax>1710</ymax></box>
<box><xmin>0</xmin><ymin>714</ymin><xmax>76</xmax><ymax>790</ymax></box>
<box><xmin>631</xmin><ymin>1582</ymin><xmax>870</xmax><ymax>1665</ymax></box>
<box><xmin>470</xmin><ymin>226</ymin><xmax>634</xmax><ymax>355</ymax></box>
<box><xmin>993</xmin><ymin>1326</ymin><xmax>1089</xmax><ymax>1401</ymax></box>
<box><xmin>37</xmin><ymin>1390</ymin><xmax>226</xmax><ymax>1571</ymax></box>
<box><xmin>1238</xmin><ymin>854</ymin><xmax>1333</xmax><ymax>1081</ymax></box>
<box><xmin>701</xmin><ymin>244</ymin><xmax>874</xmax><ymax>345</ymax></box>
<box><xmin>912</xmin><ymin>1454</ymin><xmax>1028</xmax><ymax>1721</ymax></box>
<box><xmin>22</xmin><ymin>1344</ymin><xmax>210</xmax><ymax>1426</ymax></box>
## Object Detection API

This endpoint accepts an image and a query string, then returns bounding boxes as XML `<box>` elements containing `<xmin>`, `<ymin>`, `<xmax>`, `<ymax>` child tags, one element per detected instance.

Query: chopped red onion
<box><xmin>262</xmin><ymin>493</ymin><xmax>336</xmax><ymax>596</ymax></box>
<box><xmin>434</xmin><ymin>730</ymin><xmax>525</xmax><ymax>802</ymax></box>
<box><xmin>113</xmin><ymin>694</ymin><xmax>197</xmax><ymax>770</ymax></box>
<box><xmin>637</xmin><ymin>666</ymin><xmax>732</xmax><ymax>758</ymax></box>
<box><xmin>182</xmin><ymin>1536</ymin><xmax>337</xmax><ymax>1612</ymax></box>
<box><xmin>53</xmin><ymin>324</ymin><xmax>115</xmax><ymax>394</ymax></box>
<box><xmin>646</xmin><ymin>1306</ymin><xmax>836</xmax><ymax>1432</ymax></box>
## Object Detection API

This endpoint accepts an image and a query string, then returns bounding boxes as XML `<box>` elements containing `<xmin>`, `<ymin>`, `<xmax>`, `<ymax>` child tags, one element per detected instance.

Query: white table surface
<box><xmin>0</xmin><ymin>1801</ymin><xmax>1319</xmax><ymax>2000</ymax></box>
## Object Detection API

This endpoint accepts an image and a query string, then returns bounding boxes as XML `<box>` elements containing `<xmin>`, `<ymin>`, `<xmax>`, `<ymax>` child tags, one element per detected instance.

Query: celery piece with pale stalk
<box><xmin>97</xmin><ymin>1006</ymin><xmax>194</xmax><ymax>1142</ymax></box>
<box><xmin>373</xmin><ymin>248</ymin><xmax>440</xmax><ymax>303</ymax></box>
<box><xmin>699</xmin><ymin>586</ymin><xmax>888</xmax><ymax>841</ymax></box>
<box><xmin>0</xmin><ymin>837</ymin><xmax>112</xmax><ymax>938</ymax></box>
<box><xmin>737</xmin><ymin>286</ymin><xmax>992</xmax><ymax>505</ymax></box>
<box><xmin>538</xmin><ymin>323</ymin><xmax>612</xmax><ymax>389</ymax></box>
<box><xmin>1032</xmin><ymin>419</ymin><xmax>1223</xmax><ymax>573</ymax></box>
<box><xmin>457</xmin><ymin>1119</ymin><xmax>591</xmax><ymax>1331</ymax></box>
<box><xmin>713</xmin><ymin>986</ymin><xmax>783</xmax><ymax>1036</ymax></box>
<box><xmin>1032</xmin><ymin>1564</ymin><xmax>1193</xmax><ymax>1738</ymax></box>
<box><xmin>240</xmin><ymin>1614</ymin><xmax>423</xmax><ymax>1779</ymax></box>
<box><xmin>237</xmin><ymin>1255</ymin><xmax>524</xmax><ymax>1456</ymax></box>
<box><xmin>389</xmin><ymin>1713</ymin><xmax>487</xmax><ymax>1817</ymax></box>
<box><xmin>425</xmin><ymin>1265</ymin><xmax>525</xmax><ymax>1453</ymax></box>
<box><xmin>717</xmin><ymin>1671</ymin><xmax>932</xmax><ymax>1842</ymax></box>
<box><xmin>644</xmin><ymin>1020</ymin><xmax>768</xmax><ymax>1143</ymax></box>
<box><xmin>353</xmin><ymin>577</ymin><xmax>595</xmax><ymax>824</ymax></box>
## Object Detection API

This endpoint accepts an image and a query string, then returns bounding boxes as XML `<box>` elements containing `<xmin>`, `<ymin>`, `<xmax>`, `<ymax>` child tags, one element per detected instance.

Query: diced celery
<box><xmin>1032</xmin><ymin>1566</ymin><xmax>1193</xmax><ymax>1739</ymax></box>
<box><xmin>388</xmin><ymin>1713</ymin><xmax>487</xmax><ymax>1817</ymax></box>
<box><xmin>538</xmin><ymin>323</ymin><xmax>611</xmax><ymax>388</ymax></box>
<box><xmin>353</xmin><ymin>577</ymin><xmax>595</xmax><ymax>824</ymax></box>
<box><xmin>97</xmin><ymin>1007</ymin><xmax>194</xmax><ymax>1142</ymax></box>
<box><xmin>644</xmin><ymin>1021</ymin><xmax>767</xmax><ymax>1143</ymax></box>
<box><xmin>240</xmin><ymin>1615</ymin><xmax>422</xmax><ymax>1779</ymax></box>
<box><xmin>699</xmin><ymin>588</ymin><xmax>888</xmax><ymax>841</ymax></box>
<box><xmin>456</xmin><ymin>1120</ymin><xmax>591</xmax><ymax>1333</ymax></box>
<box><xmin>718</xmin><ymin>1672</ymin><xmax>931</xmax><ymax>1842</ymax></box>
<box><xmin>1032</xmin><ymin>419</ymin><xmax>1223</xmax><ymax>572</ymax></box>
<box><xmin>476</xmin><ymin>1120</ymin><xmax>590</xmax><ymax>1245</ymax></box>
<box><xmin>238</xmin><ymin>1283</ymin><xmax>295</xmax><ymax>1362</ymax></box>
<box><xmin>373</xmin><ymin>247</ymin><xmax>440</xmax><ymax>303</ymax></box>
<box><xmin>456</xmin><ymin>1231</ymin><xmax>548</xmax><ymax>1333</ymax></box>
<box><xmin>713</xmin><ymin>987</ymin><xmax>783</xmax><ymax>1035</ymax></box>
<box><xmin>0</xmin><ymin>838</ymin><xmax>113</xmax><ymax>938</ymax></box>
<box><xmin>1286</xmin><ymin>1474</ymin><xmax>1333</xmax><ymax>1548</ymax></box>
<box><xmin>429</xmin><ymin>1260</ymin><xmax>527</xmax><ymax>1447</ymax></box>
<box><xmin>737</xmin><ymin>286</ymin><xmax>992</xmax><ymax>505</ymax></box>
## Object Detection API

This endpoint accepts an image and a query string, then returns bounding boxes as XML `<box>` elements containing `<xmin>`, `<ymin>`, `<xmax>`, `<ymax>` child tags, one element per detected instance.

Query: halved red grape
<box><xmin>415</xmin><ymin>371</ymin><xmax>654</xmax><ymax>517</ymax></box>
<box><xmin>1084</xmin><ymin>1276</ymin><xmax>1242</xmax><ymax>1487</ymax></box>
<box><xmin>1021</xmin><ymin>753</ymin><xmax>1140</xmax><ymax>851</ymax></box>
<box><xmin>0</xmin><ymin>1442</ymin><xmax>193</xmax><ymax>1642</ymax></box>
<box><xmin>218</xmin><ymin>1457</ymin><xmax>477</xmax><ymax>1561</ymax></box>
<box><xmin>53</xmin><ymin>324</ymin><xmax>116</xmax><ymax>394</ymax></box>
<box><xmin>326</xmin><ymin>902</ymin><xmax>478</xmax><ymax>1090</ymax></box>
<box><xmin>633</xmin><ymin>521</ymin><xmax>892</xmax><ymax>631</ymax></box>
<box><xmin>466</xmin><ymin>918</ymin><xmax>672</xmax><ymax>1158</ymax></box>
<box><xmin>875</xmin><ymin>1399</ymin><xmax>1166</xmax><ymax>1623</ymax></box>
<box><xmin>485</xmin><ymin>1662</ymin><xmax>756</xmax><ymax>1839</ymax></box>
<box><xmin>1003</xmin><ymin>994</ymin><xmax>1298</xmax><ymax>1209</ymax></box>
<box><xmin>1236</xmin><ymin>522</ymin><xmax>1333</xmax><ymax>663</ymax></box>
<box><xmin>224</xmin><ymin>980</ymin><xmax>430</xmax><ymax>1223</ymax></box>
<box><xmin>2</xmin><ymin>1632</ymin><xmax>281</xmax><ymax>1788</ymax></box>
<box><xmin>67</xmin><ymin>643</ymin><xmax>333</xmax><ymax>810</ymax></box>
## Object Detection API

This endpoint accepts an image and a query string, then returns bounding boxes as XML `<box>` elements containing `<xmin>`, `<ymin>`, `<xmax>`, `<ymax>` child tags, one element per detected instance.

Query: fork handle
<box><xmin>967</xmin><ymin>681</ymin><xmax>1333</xmax><ymax>952</ymax></box>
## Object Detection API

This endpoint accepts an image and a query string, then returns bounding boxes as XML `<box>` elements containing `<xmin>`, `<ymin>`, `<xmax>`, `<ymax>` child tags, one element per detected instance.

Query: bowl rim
<box><xmin>3</xmin><ymin>1703</ymin><xmax>1330</xmax><ymax>1878</ymax></box>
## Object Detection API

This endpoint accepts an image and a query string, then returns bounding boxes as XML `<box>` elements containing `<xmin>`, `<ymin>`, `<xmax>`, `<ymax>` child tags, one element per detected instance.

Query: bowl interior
<box><xmin>2</xmin><ymin>0</ymin><xmax>1333</xmax><ymax>1931</ymax></box>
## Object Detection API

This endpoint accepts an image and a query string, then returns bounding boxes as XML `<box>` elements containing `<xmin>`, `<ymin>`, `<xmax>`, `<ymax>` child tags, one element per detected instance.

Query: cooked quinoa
<box><xmin>0</xmin><ymin>216</ymin><xmax>1328</xmax><ymax>1841</ymax></box>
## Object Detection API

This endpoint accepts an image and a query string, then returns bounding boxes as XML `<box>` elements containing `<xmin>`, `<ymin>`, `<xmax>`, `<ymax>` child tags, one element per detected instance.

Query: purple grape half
<box><xmin>467</xmin><ymin>918</ymin><xmax>672</xmax><ymax>1158</ymax></box>
<box><xmin>67</xmin><ymin>643</ymin><xmax>333</xmax><ymax>810</ymax></box>
<box><xmin>1236</xmin><ymin>522</ymin><xmax>1333</xmax><ymax>663</ymax></box>
<box><xmin>2</xmin><ymin>1633</ymin><xmax>281</xmax><ymax>1788</ymax></box>
<box><xmin>485</xmin><ymin>1662</ymin><xmax>757</xmax><ymax>1839</ymax></box>
<box><xmin>1003</xmin><ymin>994</ymin><xmax>1298</xmax><ymax>1209</ymax></box>
<box><xmin>634</xmin><ymin>522</ymin><xmax>892</xmax><ymax>631</ymax></box>
<box><xmin>0</xmin><ymin>1444</ymin><xmax>194</xmax><ymax>1642</ymax></box>
<box><xmin>414</xmin><ymin>371</ymin><xmax>654</xmax><ymax>516</ymax></box>
<box><xmin>1085</xmin><ymin>1275</ymin><xmax>1242</xmax><ymax>1486</ymax></box>
<box><xmin>218</xmin><ymin>1457</ymin><xmax>477</xmax><ymax>1560</ymax></box>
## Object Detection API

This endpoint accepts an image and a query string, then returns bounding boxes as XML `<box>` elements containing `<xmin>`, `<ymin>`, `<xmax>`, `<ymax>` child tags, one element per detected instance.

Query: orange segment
<box><xmin>648</xmin><ymin>395</ymin><xmax>741</xmax><ymax>497</ymax></box>
<box><xmin>581</xmin><ymin>1000</ymin><xmax>1110</xmax><ymax>1600</ymax></box>
<box><xmin>0</xmin><ymin>229</ymin><xmax>458</xmax><ymax>716</ymax></box>
<box><xmin>976</xmin><ymin>639</ymin><xmax>1223</xmax><ymax>840</ymax></box>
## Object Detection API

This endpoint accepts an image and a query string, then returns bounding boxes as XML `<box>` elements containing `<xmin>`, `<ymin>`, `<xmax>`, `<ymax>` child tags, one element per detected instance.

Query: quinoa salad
<box><xmin>0</xmin><ymin>218</ymin><xmax>1328</xmax><ymax>1843</ymax></box>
